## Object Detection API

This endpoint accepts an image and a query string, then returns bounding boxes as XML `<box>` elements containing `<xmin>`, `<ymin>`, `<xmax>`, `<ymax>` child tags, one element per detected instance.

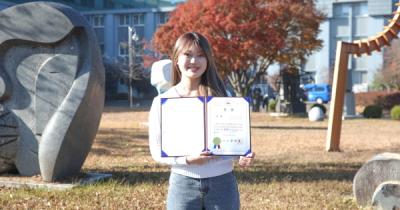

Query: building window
<box><xmin>333</xmin><ymin>18</ymin><xmax>349</xmax><ymax>37</ymax></box>
<box><xmin>104</xmin><ymin>0</ymin><xmax>114</xmax><ymax>8</ymax></box>
<box><xmin>353</xmin><ymin>2</ymin><xmax>368</xmax><ymax>17</ymax></box>
<box><xmin>99</xmin><ymin>43</ymin><xmax>105</xmax><ymax>55</ymax></box>
<box><xmin>93</xmin><ymin>15</ymin><xmax>104</xmax><ymax>27</ymax></box>
<box><xmin>158</xmin><ymin>13</ymin><xmax>169</xmax><ymax>25</ymax></box>
<box><xmin>119</xmin><ymin>42</ymin><xmax>128</xmax><ymax>57</ymax></box>
<box><xmin>354</xmin><ymin>17</ymin><xmax>368</xmax><ymax>36</ymax></box>
<box><xmin>82</xmin><ymin>0</ymin><xmax>95</xmax><ymax>7</ymax></box>
<box><xmin>333</xmin><ymin>3</ymin><xmax>351</xmax><ymax>17</ymax></box>
<box><xmin>353</xmin><ymin>70</ymin><xmax>368</xmax><ymax>84</ymax></box>
<box><xmin>119</xmin><ymin>14</ymin><xmax>130</xmax><ymax>26</ymax></box>
<box><xmin>132</xmin><ymin>14</ymin><xmax>144</xmax><ymax>26</ymax></box>
<box><xmin>354</xmin><ymin>56</ymin><xmax>368</xmax><ymax>70</ymax></box>
<box><xmin>118</xmin><ymin>42</ymin><xmax>142</xmax><ymax>57</ymax></box>
<box><xmin>134</xmin><ymin>42</ymin><xmax>143</xmax><ymax>56</ymax></box>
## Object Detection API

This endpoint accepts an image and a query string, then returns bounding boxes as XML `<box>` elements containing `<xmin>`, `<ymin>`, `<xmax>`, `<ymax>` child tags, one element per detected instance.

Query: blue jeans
<box><xmin>167</xmin><ymin>172</ymin><xmax>240</xmax><ymax>210</ymax></box>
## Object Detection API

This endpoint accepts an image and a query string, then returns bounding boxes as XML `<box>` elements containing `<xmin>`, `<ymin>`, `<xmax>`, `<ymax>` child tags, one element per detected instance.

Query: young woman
<box><xmin>148</xmin><ymin>32</ymin><xmax>255</xmax><ymax>210</ymax></box>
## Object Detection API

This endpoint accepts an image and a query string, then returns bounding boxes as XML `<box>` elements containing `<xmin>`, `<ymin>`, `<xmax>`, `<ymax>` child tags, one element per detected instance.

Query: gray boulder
<box><xmin>353</xmin><ymin>153</ymin><xmax>400</xmax><ymax>206</ymax></box>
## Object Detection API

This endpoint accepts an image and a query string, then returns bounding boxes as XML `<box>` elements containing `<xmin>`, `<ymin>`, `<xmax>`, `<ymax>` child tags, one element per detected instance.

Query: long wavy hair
<box><xmin>171</xmin><ymin>32</ymin><xmax>227</xmax><ymax>97</ymax></box>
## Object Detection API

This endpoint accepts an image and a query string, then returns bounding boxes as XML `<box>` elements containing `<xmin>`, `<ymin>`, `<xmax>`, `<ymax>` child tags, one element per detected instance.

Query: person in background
<box><xmin>252</xmin><ymin>88</ymin><xmax>262</xmax><ymax>112</ymax></box>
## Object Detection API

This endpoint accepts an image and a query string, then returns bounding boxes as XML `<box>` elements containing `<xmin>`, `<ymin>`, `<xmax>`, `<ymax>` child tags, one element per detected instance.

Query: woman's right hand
<box><xmin>186</xmin><ymin>151</ymin><xmax>215</xmax><ymax>165</ymax></box>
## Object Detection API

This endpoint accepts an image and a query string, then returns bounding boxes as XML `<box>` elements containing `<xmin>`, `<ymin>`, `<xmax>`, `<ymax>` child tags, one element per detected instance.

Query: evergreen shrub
<box><xmin>362</xmin><ymin>105</ymin><xmax>383</xmax><ymax>118</ymax></box>
<box><xmin>268</xmin><ymin>99</ymin><xmax>276</xmax><ymax>112</ymax></box>
<box><xmin>390</xmin><ymin>105</ymin><xmax>400</xmax><ymax>120</ymax></box>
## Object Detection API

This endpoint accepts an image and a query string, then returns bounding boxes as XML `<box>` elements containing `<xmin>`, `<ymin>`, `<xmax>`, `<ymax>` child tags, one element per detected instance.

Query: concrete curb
<box><xmin>0</xmin><ymin>172</ymin><xmax>112</xmax><ymax>191</ymax></box>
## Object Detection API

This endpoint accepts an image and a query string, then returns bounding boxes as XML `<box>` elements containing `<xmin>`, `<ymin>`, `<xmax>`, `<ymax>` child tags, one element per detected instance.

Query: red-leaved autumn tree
<box><xmin>374</xmin><ymin>39</ymin><xmax>400</xmax><ymax>90</ymax></box>
<box><xmin>153</xmin><ymin>0</ymin><xmax>325</xmax><ymax>96</ymax></box>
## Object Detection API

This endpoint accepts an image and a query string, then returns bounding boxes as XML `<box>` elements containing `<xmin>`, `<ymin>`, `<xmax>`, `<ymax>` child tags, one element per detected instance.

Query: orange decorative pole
<box><xmin>326</xmin><ymin>1</ymin><xmax>400</xmax><ymax>151</ymax></box>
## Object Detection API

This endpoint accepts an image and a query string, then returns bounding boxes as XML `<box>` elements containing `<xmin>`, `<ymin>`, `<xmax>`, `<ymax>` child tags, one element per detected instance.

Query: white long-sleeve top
<box><xmin>148</xmin><ymin>86</ymin><xmax>235</xmax><ymax>178</ymax></box>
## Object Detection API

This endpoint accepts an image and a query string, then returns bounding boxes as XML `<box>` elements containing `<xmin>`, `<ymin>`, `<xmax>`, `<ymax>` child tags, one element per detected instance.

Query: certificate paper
<box><xmin>160</xmin><ymin>97</ymin><xmax>205</xmax><ymax>157</ymax></box>
<box><xmin>160</xmin><ymin>97</ymin><xmax>251</xmax><ymax>157</ymax></box>
<box><xmin>206</xmin><ymin>97</ymin><xmax>251</xmax><ymax>155</ymax></box>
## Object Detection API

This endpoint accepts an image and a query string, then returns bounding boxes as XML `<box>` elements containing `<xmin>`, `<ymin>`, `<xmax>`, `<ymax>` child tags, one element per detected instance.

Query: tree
<box><xmin>103</xmin><ymin>56</ymin><xmax>149</xmax><ymax>82</ymax></box>
<box><xmin>153</xmin><ymin>0</ymin><xmax>325</xmax><ymax>97</ymax></box>
<box><xmin>103</xmin><ymin>56</ymin><xmax>149</xmax><ymax>100</ymax></box>
<box><xmin>373</xmin><ymin>39</ymin><xmax>400</xmax><ymax>91</ymax></box>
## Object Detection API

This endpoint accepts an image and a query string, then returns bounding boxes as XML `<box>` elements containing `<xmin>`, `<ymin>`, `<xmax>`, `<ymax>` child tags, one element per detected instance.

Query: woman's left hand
<box><xmin>238</xmin><ymin>152</ymin><xmax>255</xmax><ymax>167</ymax></box>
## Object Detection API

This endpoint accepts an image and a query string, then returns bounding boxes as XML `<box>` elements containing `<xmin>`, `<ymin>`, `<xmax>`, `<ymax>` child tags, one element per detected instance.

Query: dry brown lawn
<box><xmin>1</xmin><ymin>106</ymin><xmax>399</xmax><ymax>209</ymax></box>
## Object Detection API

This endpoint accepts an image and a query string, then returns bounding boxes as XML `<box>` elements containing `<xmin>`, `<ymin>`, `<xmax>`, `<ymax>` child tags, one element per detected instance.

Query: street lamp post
<box><xmin>128</xmin><ymin>26</ymin><xmax>139</xmax><ymax>108</ymax></box>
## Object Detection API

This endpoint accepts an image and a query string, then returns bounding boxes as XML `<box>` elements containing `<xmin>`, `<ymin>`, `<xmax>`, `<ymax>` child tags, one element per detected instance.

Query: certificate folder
<box><xmin>160</xmin><ymin>96</ymin><xmax>251</xmax><ymax>157</ymax></box>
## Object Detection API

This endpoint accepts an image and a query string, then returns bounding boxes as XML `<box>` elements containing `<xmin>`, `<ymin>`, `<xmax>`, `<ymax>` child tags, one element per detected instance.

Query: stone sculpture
<box><xmin>308</xmin><ymin>106</ymin><xmax>324</xmax><ymax>122</ymax></box>
<box><xmin>353</xmin><ymin>153</ymin><xmax>400</xmax><ymax>206</ymax></box>
<box><xmin>0</xmin><ymin>2</ymin><xmax>104</xmax><ymax>181</ymax></box>
<box><xmin>150</xmin><ymin>59</ymin><xmax>172</xmax><ymax>94</ymax></box>
<box><xmin>372</xmin><ymin>181</ymin><xmax>400</xmax><ymax>210</ymax></box>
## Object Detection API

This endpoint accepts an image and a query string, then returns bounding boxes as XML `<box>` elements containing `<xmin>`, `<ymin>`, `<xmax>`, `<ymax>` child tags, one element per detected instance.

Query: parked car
<box><xmin>303</xmin><ymin>83</ymin><xmax>331</xmax><ymax>104</ymax></box>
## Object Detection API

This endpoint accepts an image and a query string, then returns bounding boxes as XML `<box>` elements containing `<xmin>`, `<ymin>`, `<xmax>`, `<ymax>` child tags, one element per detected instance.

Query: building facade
<box><xmin>1</xmin><ymin>0</ymin><xmax>397</xmax><ymax>94</ymax></box>
<box><xmin>305</xmin><ymin>0</ymin><xmax>397</xmax><ymax>92</ymax></box>
<box><xmin>80</xmin><ymin>2</ymin><xmax>176</xmax><ymax>96</ymax></box>
<box><xmin>81</xmin><ymin>6</ymin><xmax>174</xmax><ymax>60</ymax></box>
<box><xmin>1</xmin><ymin>0</ymin><xmax>177</xmax><ymax>59</ymax></box>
